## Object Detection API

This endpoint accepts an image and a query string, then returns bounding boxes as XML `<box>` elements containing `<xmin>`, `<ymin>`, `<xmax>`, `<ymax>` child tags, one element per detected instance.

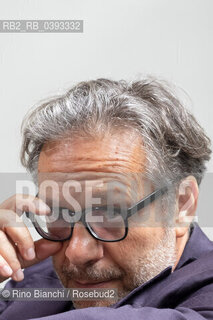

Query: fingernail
<box><xmin>2</xmin><ymin>265</ymin><xmax>13</xmax><ymax>276</ymax></box>
<box><xmin>13</xmin><ymin>269</ymin><xmax>24</xmax><ymax>281</ymax></box>
<box><xmin>25</xmin><ymin>247</ymin><xmax>35</xmax><ymax>260</ymax></box>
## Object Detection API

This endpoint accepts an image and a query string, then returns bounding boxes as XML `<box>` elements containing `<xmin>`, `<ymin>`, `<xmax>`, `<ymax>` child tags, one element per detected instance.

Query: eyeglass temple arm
<box><xmin>24</xmin><ymin>188</ymin><xmax>168</xmax><ymax>220</ymax></box>
<box><xmin>127</xmin><ymin>186</ymin><xmax>168</xmax><ymax>218</ymax></box>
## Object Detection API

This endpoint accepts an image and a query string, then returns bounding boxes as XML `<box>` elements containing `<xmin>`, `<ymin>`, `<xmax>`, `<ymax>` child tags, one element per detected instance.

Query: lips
<box><xmin>72</xmin><ymin>279</ymin><xmax>115</xmax><ymax>288</ymax></box>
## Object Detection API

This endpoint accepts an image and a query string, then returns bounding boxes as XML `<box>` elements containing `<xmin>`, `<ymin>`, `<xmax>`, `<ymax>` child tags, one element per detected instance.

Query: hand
<box><xmin>0</xmin><ymin>194</ymin><xmax>62</xmax><ymax>283</ymax></box>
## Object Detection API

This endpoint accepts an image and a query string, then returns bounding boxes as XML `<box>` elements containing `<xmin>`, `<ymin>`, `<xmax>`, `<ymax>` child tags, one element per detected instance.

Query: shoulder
<box><xmin>155</xmin><ymin>249</ymin><xmax>213</xmax><ymax>308</ymax></box>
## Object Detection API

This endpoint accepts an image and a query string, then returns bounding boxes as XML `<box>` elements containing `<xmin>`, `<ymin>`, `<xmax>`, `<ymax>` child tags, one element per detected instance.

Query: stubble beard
<box><xmin>53</xmin><ymin>226</ymin><xmax>177</xmax><ymax>309</ymax></box>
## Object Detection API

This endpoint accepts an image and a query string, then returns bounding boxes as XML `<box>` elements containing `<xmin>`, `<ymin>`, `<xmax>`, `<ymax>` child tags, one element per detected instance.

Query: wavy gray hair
<box><xmin>21</xmin><ymin>78</ymin><xmax>211</xmax><ymax>187</ymax></box>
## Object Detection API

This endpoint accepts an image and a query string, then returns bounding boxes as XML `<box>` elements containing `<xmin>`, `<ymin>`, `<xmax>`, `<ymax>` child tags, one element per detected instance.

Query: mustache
<box><xmin>61</xmin><ymin>263</ymin><xmax>125</xmax><ymax>283</ymax></box>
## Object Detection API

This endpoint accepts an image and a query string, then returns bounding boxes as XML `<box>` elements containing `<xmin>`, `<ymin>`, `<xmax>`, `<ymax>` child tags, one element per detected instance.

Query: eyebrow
<box><xmin>40</xmin><ymin>189</ymin><xmax>132</xmax><ymax>210</ymax></box>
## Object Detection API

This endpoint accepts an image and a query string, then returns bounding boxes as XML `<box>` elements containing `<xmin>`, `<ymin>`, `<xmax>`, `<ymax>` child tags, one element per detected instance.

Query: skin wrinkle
<box><xmin>38</xmin><ymin>130</ymin><xmax>188</xmax><ymax>309</ymax></box>
<box><xmin>40</xmin><ymin>130</ymin><xmax>145</xmax><ymax>174</ymax></box>
<box><xmin>40</xmin><ymin>161</ymin><xmax>141</xmax><ymax>173</ymax></box>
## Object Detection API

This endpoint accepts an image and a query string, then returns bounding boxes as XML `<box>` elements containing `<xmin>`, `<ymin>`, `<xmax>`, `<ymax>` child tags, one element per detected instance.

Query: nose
<box><xmin>64</xmin><ymin>222</ymin><xmax>104</xmax><ymax>266</ymax></box>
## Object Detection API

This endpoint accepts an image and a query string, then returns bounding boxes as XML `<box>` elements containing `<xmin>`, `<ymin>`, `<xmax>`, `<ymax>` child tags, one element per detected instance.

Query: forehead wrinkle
<box><xmin>38</xmin><ymin>130</ymin><xmax>146</xmax><ymax>176</ymax></box>
<box><xmin>38</xmin><ymin>149</ymin><xmax>145</xmax><ymax>174</ymax></box>
<box><xmin>40</xmin><ymin>146</ymin><xmax>143</xmax><ymax>163</ymax></box>
<box><xmin>40</xmin><ymin>161</ymin><xmax>144</xmax><ymax>174</ymax></box>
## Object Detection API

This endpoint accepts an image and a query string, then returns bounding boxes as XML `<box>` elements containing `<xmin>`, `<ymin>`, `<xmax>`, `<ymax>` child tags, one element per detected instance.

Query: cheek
<box><xmin>104</xmin><ymin>233</ymin><xmax>143</xmax><ymax>268</ymax></box>
<box><xmin>127</xmin><ymin>226</ymin><xmax>166</xmax><ymax>251</ymax></box>
<box><xmin>113</xmin><ymin>227</ymin><xmax>164</xmax><ymax>260</ymax></box>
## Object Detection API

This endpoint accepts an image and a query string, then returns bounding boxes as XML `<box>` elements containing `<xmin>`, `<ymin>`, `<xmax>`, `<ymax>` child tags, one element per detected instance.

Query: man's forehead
<box><xmin>38</xmin><ymin>130</ymin><xmax>146</xmax><ymax>175</ymax></box>
<box><xmin>38</xmin><ymin>171</ymin><xmax>146</xmax><ymax>188</ymax></box>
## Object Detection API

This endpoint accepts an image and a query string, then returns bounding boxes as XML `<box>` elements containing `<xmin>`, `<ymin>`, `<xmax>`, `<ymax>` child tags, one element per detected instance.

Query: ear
<box><xmin>175</xmin><ymin>176</ymin><xmax>199</xmax><ymax>238</ymax></box>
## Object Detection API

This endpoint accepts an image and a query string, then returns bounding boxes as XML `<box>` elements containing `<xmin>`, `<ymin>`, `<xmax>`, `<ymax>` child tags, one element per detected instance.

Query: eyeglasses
<box><xmin>25</xmin><ymin>186</ymin><xmax>168</xmax><ymax>242</ymax></box>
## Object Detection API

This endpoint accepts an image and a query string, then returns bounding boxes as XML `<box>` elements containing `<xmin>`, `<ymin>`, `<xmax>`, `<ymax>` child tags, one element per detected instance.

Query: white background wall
<box><xmin>0</xmin><ymin>0</ymin><xmax>212</xmax><ymax>288</ymax></box>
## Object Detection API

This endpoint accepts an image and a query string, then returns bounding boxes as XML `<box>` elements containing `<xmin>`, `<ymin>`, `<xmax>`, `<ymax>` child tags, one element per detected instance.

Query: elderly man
<box><xmin>0</xmin><ymin>78</ymin><xmax>212</xmax><ymax>320</ymax></box>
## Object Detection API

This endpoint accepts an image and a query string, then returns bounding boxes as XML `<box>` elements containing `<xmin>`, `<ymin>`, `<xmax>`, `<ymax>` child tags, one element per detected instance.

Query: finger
<box><xmin>17</xmin><ymin>238</ymin><xmax>62</xmax><ymax>269</ymax></box>
<box><xmin>0</xmin><ymin>194</ymin><xmax>50</xmax><ymax>215</ymax></box>
<box><xmin>0</xmin><ymin>230</ymin><xmax>24</xmax><ymax>281</ymax></box>
<box><xmin>4</xmin><ymin>223</ymin><xmax>35</xmax><ymax>261</ymax></box>
<box><xmin>0</xmin><ymin>254</ymin><xmax>13</xmax><ymax>280</ymax></box>
<box><xmin>0</xmin><ymin>210</ymin><xmax>35</xmax><ymax>261</ymax></box>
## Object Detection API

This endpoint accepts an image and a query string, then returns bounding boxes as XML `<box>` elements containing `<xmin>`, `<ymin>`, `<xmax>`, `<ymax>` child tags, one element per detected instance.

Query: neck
<box><xmin>173</xmin><ymin>229</ymin><xmax>190</xmax><ymax>271</ymax></box>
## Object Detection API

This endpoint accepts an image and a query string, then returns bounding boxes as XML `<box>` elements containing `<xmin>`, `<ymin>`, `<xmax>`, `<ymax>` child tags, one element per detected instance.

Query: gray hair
<box><xmin>21</xmin><ymin>78</ymin><xmax>212</xmax><ymax>187</ymax></box>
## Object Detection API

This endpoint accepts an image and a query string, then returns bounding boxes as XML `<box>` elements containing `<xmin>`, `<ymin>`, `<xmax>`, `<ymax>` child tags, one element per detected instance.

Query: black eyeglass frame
<box><xmin>25</xmin><ymin>186</ymin><xmax>168</xmax><ymax>243</ymax></box>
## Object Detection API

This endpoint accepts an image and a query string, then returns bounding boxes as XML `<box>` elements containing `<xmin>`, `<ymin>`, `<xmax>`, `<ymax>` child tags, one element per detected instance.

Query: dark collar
<box><xmin>175</xmin><ymin>222</ymin><xmax>213</xmax><ymax>270</ymax></box>
<box><xmin>111</xmin><ymin>222</ymin><xmax>213</xmax><ymax>308</ymax></box>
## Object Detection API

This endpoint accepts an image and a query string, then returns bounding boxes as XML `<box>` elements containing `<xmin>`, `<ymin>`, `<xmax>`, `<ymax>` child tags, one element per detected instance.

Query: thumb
<box><xmin>18</xmin><ymin>239</ymin><xmax>62</xmax><ymax>269</ymax></box>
